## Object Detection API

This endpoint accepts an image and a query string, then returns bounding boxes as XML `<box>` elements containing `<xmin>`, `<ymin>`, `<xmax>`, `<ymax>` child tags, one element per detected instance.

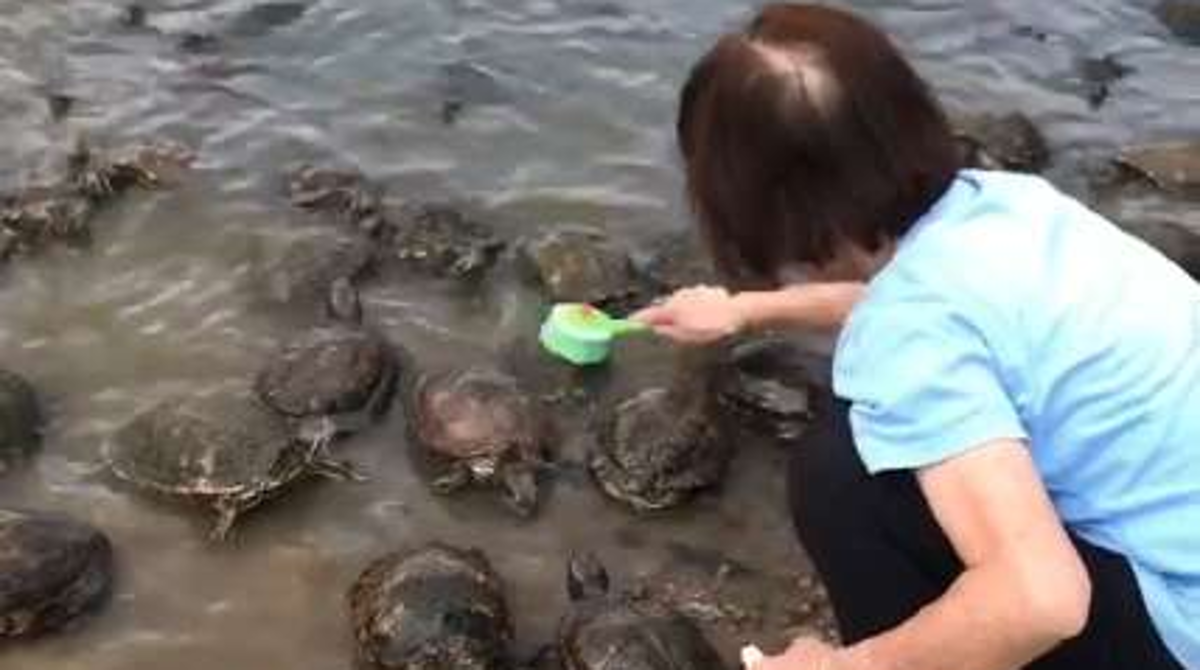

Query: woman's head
<box><xmin>677</xmin><ymin>3</ymin><xmax>959</xmax><ymax>285</ymax></box>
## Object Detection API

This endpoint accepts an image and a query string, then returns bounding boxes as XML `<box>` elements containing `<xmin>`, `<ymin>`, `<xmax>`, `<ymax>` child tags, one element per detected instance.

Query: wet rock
<box><xmin>1156</xmin><ymin>1</ymin><xmax>1200</xmax><ymax>45</ymax></box>
<box><xmin>1120</xmin><ymin>218</ymin><xmax>1200</xmax><ymax>279</ymax></box>
<box><xmin>1114</xmin><ymin>142</ymin><xmax>1200</xmax><ymax>197</ymax></box>
<box><xmin>390</xmin><ymin>203</ymin><xmax>505</xmax><ymax>281</ymax></box>
<box><xmin>348</xmin><ymin>544</ymin><xmax>512</xmax><ymax>670</ymax></box>
<box><xmin>0</xmin><ymin>509</ymin><xmax>113</xmax><ymax>639</ymax></box>
<box><xmin>0</xmin><ymin>369</ymin><xmax>42</xmax><ymax>472</ymax></box>
<box><xmin>519</xmin><ymin>227</ymin><xmax>645</xmax><ymax>312</ymax></box>
<box><xmin>557</xmin><ymin>553</ymin><xmax>725</xmax><ymax>670</ymax></box>
<box><xmin>404</xmin><ymin>367</ymin><xmax>551</xmax><ymax>516</ymax></box>
<box><xmin>1078</xmin><ymin>54</ymin><xmax>1134</xmax><ymax>109</ymax></box>
<box><xmin>951</xmin><ymin>112</ymin><xmax>1050</xmax><ymax>173</ymax></box>
<box><xmin>713</xmin><ymin>336</ymin><xmax>817</xmax><ymax>443</ymax></box>
<box><xmin>631</xmin><ymin>543</ymin><xmax>838</xmax><ymax>649</ymax></box>
<box><xmin>590</xmin><ymin>387</ymin><xmax>731</xmax><ymax>512</ymax></box>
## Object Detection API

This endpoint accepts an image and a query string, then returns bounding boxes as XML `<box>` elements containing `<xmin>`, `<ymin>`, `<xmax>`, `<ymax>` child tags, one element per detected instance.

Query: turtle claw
<box><xmin>208</xmin><ymin>502</ymin><xmax>239</xmax><ymax>542</ymax></box>
<box><xmin>312</xmin><ymin>457</ymin><xmax>367</xmax><ymax>482</ymax></box>
<box><xmin>500</xmin><ymin>464</ymin><xmax>540</xmax><ymax>518</ymax></box>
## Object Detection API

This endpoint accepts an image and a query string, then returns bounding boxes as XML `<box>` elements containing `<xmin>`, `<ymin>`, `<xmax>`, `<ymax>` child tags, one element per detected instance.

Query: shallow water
<box><xmin>0</xmin><ymin>1</ymin><xmax>1196</xmax><ymax>668</ymax></box>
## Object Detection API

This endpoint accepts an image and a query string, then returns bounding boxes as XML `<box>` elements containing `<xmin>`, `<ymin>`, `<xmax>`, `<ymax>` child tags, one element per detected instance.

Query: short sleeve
<box><xmin>833</xmin><ymin>300</ymin><xmax>1027</xmax><ymax>474</ymax></box>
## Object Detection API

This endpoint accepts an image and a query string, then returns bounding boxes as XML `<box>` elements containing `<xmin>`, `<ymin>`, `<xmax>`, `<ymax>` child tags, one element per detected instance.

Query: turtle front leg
<box><xmin>499</xmin><ymin>462</ymin><xmax>540</xmax><ymax>518</ymax></box>
<box><xmin>299</xmin><ymin>417</ymin><xmax>367</xmax><ymax>481</ymax></box>
<box><xmin>430</xmin><ymin>462</ymin><xmax>472</xmax><ymax>495</ymax></box>
<box><xmin>209</xmin><ymin>498</ymin><xmax>241</xmax><ymax>542</ymax></box>
<box><xmin>311</xmin><ymin>456</ymin><xmax>367</xmax><ymax>482</ymax></box>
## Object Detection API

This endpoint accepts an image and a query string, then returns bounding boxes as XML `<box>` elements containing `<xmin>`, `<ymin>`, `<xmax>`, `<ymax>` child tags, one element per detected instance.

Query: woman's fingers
<box><xmin>629</xmin><ymin>303</ymin><xmax>674</xmax><ymax>327</ymax></box>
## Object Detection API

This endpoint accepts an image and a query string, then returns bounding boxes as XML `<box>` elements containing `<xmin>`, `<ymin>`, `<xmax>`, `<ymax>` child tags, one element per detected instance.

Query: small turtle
<box><xmin>390</xmin><ymin>203</ymin><xmax>505</xmax><ymax>280</ymax></box>
<box><xmin>283</xmin><ymin>164</ymin><xmax>387</xmax><ymax>237</ymax></box>
<box><xmin>630</xmin><ymin>542</ymin><xmax>838</xmax><ymax>650</ymax></box>
<box><xmin>1156</xmin><ymin>0</ymin><xmax>1200</xmax><ymax>45</ymax></box>
<box><xmin>556</xmin><ymin>553</ymin><xmax>725</xmax><ymax>670</ymax></box>
<box><xmin>714</xmin><ymin>337</ymin><xmax>817</xmax><ymax>443</ymax></box>
<box><xmin>69</xmin><ymin>136</ymin><xmax>194</xmax><ymax>200</ymax></box>
<box><xmin>348</xmin><ymin>543</ymin><xmax>513</xmax><ymax>670</ymax></box>
<box><xmin>105</xmin><ymin>391</ymin><xmax>356</xmax><ymax>540</ymax></box>
<box><xmin>258</xmin><ymin>230</ymin><xmax>376</xmax><ymax>318</ymax></box>
<box><xmin>1114</xmin><ymin>142</ymin><xmax>1200</xmax><ymax>197</ymax></box>
<box><xmin>519</xmin><ymin>228</ymin><xmax>645</xmax><ymax>312</ymax></box>
<box><xmin>0</xmin><ymin>369</ymin><xmax>43</xmax><ymax>472</ymax></box>
<box><xmin>590</xmin><ymin>387</ymin><xmax>730</xmax><ymax>513</ymax></box>
<box><xmin>255</xmin><ymin>278</ymin><xmax>403</xmax><ymax>436</ymax></box>
<box><xmin>951</xmin><ymin>112</ymin><xmax>1050</xmax><ymax>173</ymax></box>
<box><xmin>0</xmin><ymin>509</ymin><xmax>113</xmax><ymax>639</ymax></box>
<box><xmin>404</xmin><ymin>367</ymin><xmax>550</xmax><ymax>516</ymax></box>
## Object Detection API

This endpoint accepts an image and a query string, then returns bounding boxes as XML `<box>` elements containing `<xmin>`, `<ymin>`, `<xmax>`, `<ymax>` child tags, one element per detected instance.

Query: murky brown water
<box><xmin>0</xmin><ymin>1</ymin><xmax>1197</xmax><ymax>668</ymax></box>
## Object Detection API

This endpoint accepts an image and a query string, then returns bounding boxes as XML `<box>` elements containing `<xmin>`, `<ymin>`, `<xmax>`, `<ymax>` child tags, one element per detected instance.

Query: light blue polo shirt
<box><xmin>833</xmin><ymin>170</ymin><xmax>1199</xmax><ymax>667</ymax></box>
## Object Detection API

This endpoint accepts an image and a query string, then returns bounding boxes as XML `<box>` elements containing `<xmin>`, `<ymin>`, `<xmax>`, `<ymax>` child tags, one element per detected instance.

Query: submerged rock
<box><xmin>951</xmin><ymin>112</ymin><xmax>1050</xmax><ymax>173</ymax></box>
<box><xmin>0</xmin><ymin>509</ymin><xmax>113</xmax><ymax>640</ymax></box>
<box><xmin>348</xmin><ymin>544</ymin><xmax>513</xmax><ymax>670</ymax></box>
<box><xmin>0</xmin><ymin>369</ymin><xmax>42</xmax><ymax>472</ymax></box>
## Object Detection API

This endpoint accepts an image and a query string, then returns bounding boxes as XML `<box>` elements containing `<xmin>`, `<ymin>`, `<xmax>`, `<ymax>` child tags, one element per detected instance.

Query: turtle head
<box><xmin>325</xmin><ymin>277</ymin><xmax>362</xmax><ymax>324</ymax></box>
<box><xmin>566</xmin><ymin>552</ymin><xmax>609</xmax><ymax>602</ymax></box>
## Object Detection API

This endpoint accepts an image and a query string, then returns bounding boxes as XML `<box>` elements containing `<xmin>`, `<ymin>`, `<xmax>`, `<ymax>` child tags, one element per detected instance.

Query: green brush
<box><xmin>539</xmin><ymin>303</ymin><xmax>649</xmax><ymax>366</ymax></box>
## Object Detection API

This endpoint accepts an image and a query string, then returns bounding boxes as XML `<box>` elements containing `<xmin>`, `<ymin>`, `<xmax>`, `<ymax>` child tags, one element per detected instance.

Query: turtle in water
<box><xmin>642</xmin><ymin>230</ymin><xmax>718</xmax><ymax>293</ymax></box>
<box><xmin>0</xmin><ymin>369</ymin><xmax>42</xmax><ymax>472</ymax></box>
<box><xmin>389</xmin><ymin>203</ymin><xmax>505</xmax><ymax>281</ymax></box>
<box><xmin>0</xmin><ymin>509</ymin><xmax>113</xmax><ymax>639</ymax></box>
<box><xmin>713</xmin><ymin>337</ymin><xmax>817</xmax><ymax>443</ymax></box>
<box><xmin>283</xmin><ymin>163</ymin><xmax>387</xmax><ymax>237</ymax></box>
<box><xmin>255</xmin><ymin>278</ymin><xmax>403</xmax><ymax>437</ymax></box>
<box><xmin>404</xmin><ymin>367</ymin><xmax>551</xmax><ymax>516</ymax></box>
<box><xmin>1113</xmin><ymin>142</ymin><xmax>1200</xmax><ymax>198</ymax></box>
<box><xmin>1156</xmin><ymin>0</ymin><xmax>1200</xmax><ymax>45</ymax></box>
<box><xmin>348</xmin><ymin>543</ymin><xmax>513</xmax><ymax>670</ymax></box>
<box><xmin>519</xmin><ymin>227</ymin><xmax>646</xmax><ymax>313</ymax></box>
<box><xmin>590</xmin><ymin>387</ymin><xmax>731</xmax><ymax>512</ymax></box>
<box><xmin>554</xmin><ymin>553</ymin><xmax>725</xmax><ymax>670</ymax></box>
<box><xmin>951</xmin><ymin>112</ymin><xmax>1050</xmax><ymax>173</ymax></box>
<box><xmin>68</xmin><ymin>136</ymin><xmax>194</xmax><ymax>200</ymax></box>
<box><xmin>257</xmin><ymin>230</ymin><xmax>377</xmax><ymax>319</ymax></box>
<box><xmin>105</xmin><ymin>391</ymin><xmax>358</xmax><ymax>540</ymax></box>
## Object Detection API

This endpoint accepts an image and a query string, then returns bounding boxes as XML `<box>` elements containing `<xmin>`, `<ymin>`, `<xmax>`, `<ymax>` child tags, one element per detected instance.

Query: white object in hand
<box><xmin>741</xmin><ymin>644</ymin><xmax>765</xmax><ymax>668</ymax></box>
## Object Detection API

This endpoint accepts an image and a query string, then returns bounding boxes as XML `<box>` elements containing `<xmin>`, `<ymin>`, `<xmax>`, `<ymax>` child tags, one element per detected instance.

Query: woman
<box><xmin>632</xmin><ymin>4</ymin><xmax>1196</xmax><ymax>670</ymax></box>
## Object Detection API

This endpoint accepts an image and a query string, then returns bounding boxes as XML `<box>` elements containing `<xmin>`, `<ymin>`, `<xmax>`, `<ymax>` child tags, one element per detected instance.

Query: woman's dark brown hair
<box><xmin>677</xmin><ymin>3</ymin><xmax>960</xmax><ymax>285</ymax></box>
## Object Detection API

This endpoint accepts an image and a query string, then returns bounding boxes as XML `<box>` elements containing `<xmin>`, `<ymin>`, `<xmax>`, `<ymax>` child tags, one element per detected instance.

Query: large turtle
<box><xmin>283</xmin><ymin>163</ymin><xmax>387</xmax><ymax>237</ymax></box>
<box><xmin>1157</xmin><ymin>0</ymin><xmax>1200</xmax><ymax>45</ymax></box>
<box><xmin>951</xmin><ymin>112</ymin><xmax>1050</xmax><ymax>173</ymax></box>
<box><xmin>0</xmin><ymin>509</ymin><xmax>113</xmax><ymax>639</ymax></box>
<box><xmin>519</xmin><ymin>227</ymin><xmax>645</xmax><ymax>312</ymax></box>
<box><xmin>1114</xmin><ymin>142</ymin><xmax>1200</xmax><ymax>198</ymax></box>
<box><xmin>258</xmin><ymin>230</ymin><xmax>376</xmax><ymax>318</ymax></box>
<box><xmin>0</xmin><ymin>369</ymin><xmax>43</xmax><ymax>472</ymax></box>
<box><xmin>348</xmin><ymin>543</ymin><xmax>513</xmax><ymax>670</ymax></box>
<box><xmin>555</xmin><ymin>553</ymin><xmax>725</xmax><ymax>670</ymax></box>
<box><xmin>404</xmin><ymin>367</ymin><xmax>551</xmax><ymax>516</ymax></box>
<box><xmin>105</xmin><ymin>391</ymin><xmax>356</xmax><ymax>540</ymax></box>
<box><xmin>713</xmin><ymin>337</ymin><xmax>817</xmax><ymax>443</ymax></box>
<box><xmin>255</xmin><ymin>278</ymin><xmax>403</xmax><ymax>436</ymax></box>
<box><xmin>590</xmin><ymin>387</ymin><xmax>730</xmax><ymax>513</ymax></box>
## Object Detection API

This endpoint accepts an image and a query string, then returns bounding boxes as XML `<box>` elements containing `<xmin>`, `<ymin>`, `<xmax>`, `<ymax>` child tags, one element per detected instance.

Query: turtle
<box><xmin>1076</xmin><ymin>54</ymin><xmax>1134</xmax><ymax>110</ymax></box>
<box><xmin>951</xmin><ymin>112</ymin><xmax>1050</xmax><ymax>173</ymax></box>
<box><xmin>713</xmin><ymin>337</ymin><xmax>817</xmax><ymax>443</ymax></box>
<box><xmin>0</xmin><ymin>185</ymin><xmax>95</xmax><ymax>260</ymax></box>
<box><xmin>1119</xmin><ymin>218</ymin><xmax>1200</xmax><ymax>280</ymax></box>
<box><xmin>404</xmin><ymin>367</ymin><xmax>551</xmax><ymax>517</ymax></box>
<box><xmin>589</xmin><ymin>386</ymin><xmax>731</xmax><ymax>513</ymax></box>
<box><xmin>1156</xmin><ymin>0</ymin><xmax>1200</xmax><ymax>45</ymax></box>
<box><xmin>0</xmin><ymin>369</ymin><xmax>43</xmax><ymax>473</ymax></box>
<box><xmin>283</xmin><ymin>164</ymin><xmax>387</xmax><ymax>237</ymax></box>
<box><xmin>104</xmin><ymin>391</ymin><xmax>357</xmax><ymax>540</ymax></box>
<box><xmin>629</xmin><ymin>542</ymin><xmax>838</xmax><ymax>651</ymax></box>
<box><xmin>258</xmin><ymin>230</ymin><xmax>377</xmax><ymax>318</ymax></box>
<box><xmin>348</xmin><ymin>543</ymin><xmax>513</xmax><ymax>670</ymax></box>
<box><xmin>255</xmin><ymin>278</ymin><xmax>403</xmax><ymax>436</ymax></box>
<box><xmin>389</xmin><ymin>203</ymin><xmax>505</xmax><ymax>281</ymax></box>
<box><xmin>0</xmin><ymin>509</ymin><xmax>113</xmax><ymax>639</ymax></box>
<box><xmin>555</xmin><ymin>552</ymin><xmax>725</xmax><ymax>670</ymax></box>
<box><xmin>641</xmin><ymin>230</ymin><xmax>718</xmax><ymax>293</ymax></box>
<box><xmin>1113</xmin><ymin>142</ymin><xmax>1200</xmax><ymax>197</ymax></box>
<box><xmin>519</xmin><ymin>227</ymin><xmax>645</xmax><ymax>312</ymax></box>
<box><xmin>68</xmin><ymin>136</ymin><xmax>194</xmax><ymax>200</ymax></box>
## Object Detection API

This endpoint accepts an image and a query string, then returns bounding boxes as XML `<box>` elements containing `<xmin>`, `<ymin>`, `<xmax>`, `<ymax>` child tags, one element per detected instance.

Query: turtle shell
<box><xmin>520</xmin><ymin>228</ymin><xmax>644</xmax><ymax>311</ymax></box>
<box><xmin>389</xmin><ymin>203</ymin><xmax>504</xmax><ymax>280</ymax></box>
<box><xmin>259</xmin><ymin>232</ymin><xmax>375</xmax><ymax>317</ymax></box>
<box><xmin>0</xmin><ymin>369</ymin><xmax>42</xmax><ymax>470</ymax></box>
<box><xmin>590</xmin><ymin>388</ymin><xmax>730</xmax><ymax>513</ymax></box>
<box><xmin>254</xmin><ymin>325</ymin><xmax>399</xmax><ymax>423</ymax></box>
<box><xmin>714</xmin><ymin>337</ymin><xmax>816</xmax><ymax>442</ymax></box>
<box><xmin>106</xmin><ymin>393</ymin><xmax>298</xmax><ymax>498</ymax></box>
<box><xmin>348</xmin><ymin>543</ymin><xmax>512</xmax><ymax>670</ymax></box>
<box><xmin>1115</xmin><ymin>142</ymin><xmax>1200</xmax><ymax>197</ymax></box>
<box><xmin>0</xmin><ymin>509</ymin><xmax>113</xmax><ymax>639</ymax></box>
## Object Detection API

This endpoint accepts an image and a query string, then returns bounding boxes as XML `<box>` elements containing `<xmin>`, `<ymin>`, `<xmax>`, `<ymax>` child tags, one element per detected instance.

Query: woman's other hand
<box><xmin>630</xmin><ymin>285</ymin><xmax>747</xmax><ymax>344</ymax></box>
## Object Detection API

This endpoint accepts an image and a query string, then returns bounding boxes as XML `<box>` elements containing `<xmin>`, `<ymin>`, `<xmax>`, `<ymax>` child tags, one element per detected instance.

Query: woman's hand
<box><xmin>630</xmin><ymin>285</ymin><xmax>747</xmax><ymax>344</ymax></box>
